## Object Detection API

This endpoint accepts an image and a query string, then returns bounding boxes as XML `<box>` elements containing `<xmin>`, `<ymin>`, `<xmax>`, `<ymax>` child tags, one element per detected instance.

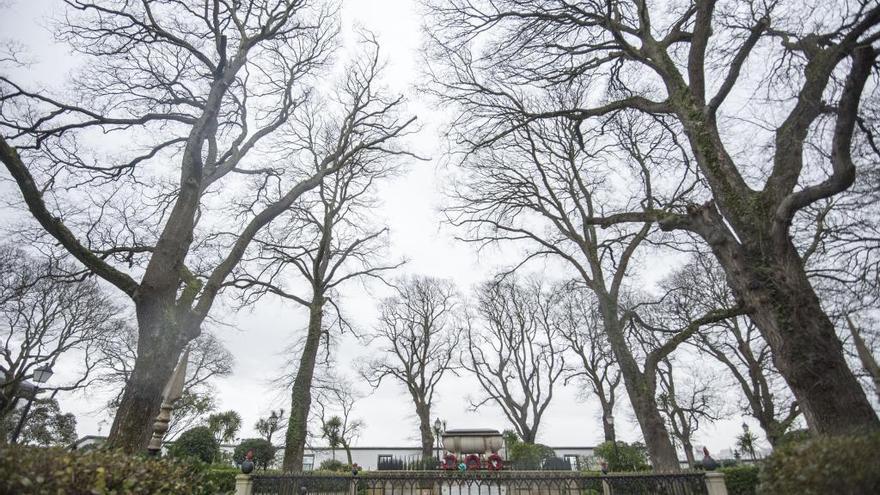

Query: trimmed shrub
<box><xmin>233</xmin><ymin>437</ymin><xmax>277</xmax><ymax>470</ymax></box>
<box><xmin>319</xmin><ymin>458</ymin><xmax>350</xmax><ymax>472</ymax></box>
<box><xmin>509</xmin><ymin>442</ymin><xmax>557</xmax><ymax>470</ymax></box>
<box><xmin>720</xmin><ymin>465</ymin><xmax>759</xmax><ymax>495</ymax></box>
<box><xmin>205</xmin><ymin>466</ymin><xmax>239</xmax><ymax>494</ymax></box>
<box><xmin>758</xmin><ymin>432</ymin><xmax>880</xmax><ymax>494</ymax></box>
<box><xmin>542</xmin><ymin>456</ymin><xmax>572</xmax><ymax>471</ymax></box>
<box><xmin>0</xmin><ymin>445</ymin><xmax>222</xmax><ymax>494</ymax></box>
<box><xmin>593</xmin><ymin>441</ymin><xmax>650</xmax><ymax>472</ymax></box>
<box><xmin>168</xmin><ymin>426</ymin><xmax>220</xmax><ymax>463</ymax></box>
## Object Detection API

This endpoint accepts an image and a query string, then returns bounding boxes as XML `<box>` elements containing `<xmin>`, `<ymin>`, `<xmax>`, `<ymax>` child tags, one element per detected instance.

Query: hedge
<box><xmin>0</xmin><ymin>445</ymin><xmax>224</xmax><ymax>494</ymax></box>
<box><xmin>758</xmin><ymin>431</ymin><xmax>880</xmax><ymax>494</ymax></box>
<box><xmin>720</xmin><ymin>465</ymin><xmax>759</xmax><ymax>495</ymax></box>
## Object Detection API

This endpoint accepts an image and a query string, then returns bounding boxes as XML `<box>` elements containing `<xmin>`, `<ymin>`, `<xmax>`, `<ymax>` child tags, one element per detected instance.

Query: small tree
<box><xmin>1</xmin><ymin>397</ymin><xmax>76</xmax><ymax>446</ymax></box>
<box><xmin>594</xmin><ymin>441</ymin><xmax>650</xmax><ymax>473</ymax></box>
<box><xmin>255</xmin><ymin>409</ymin><xmax>286</xmax><ymax>444</ymax></box>
<box><xmin>321</xmin><ymin>416</ymin><xmax>342</xmax><ymax>461</ymax></box>
<box><xmin>233</xmin><ymin>438</ymin><xmax>277</xmax><ymax>471</ymax></box>
<box><xmin>167</xmin><ymin>426</ymin><xmax>219</xmax><ymax>464</ymax></box>
<box><xmin>207</xmin><ymin>410</ymin><xmax>242</xmax><ymax>445</ymax></box>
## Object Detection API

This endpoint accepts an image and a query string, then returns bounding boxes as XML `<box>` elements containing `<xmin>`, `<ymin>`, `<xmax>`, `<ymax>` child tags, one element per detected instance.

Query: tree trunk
<box><xmin>847</xmin><ymin>316</ymin><xmax>880</xmax><ymax>403</ymax></box>
<box><xmin>600</xmin><ymin>405</ymin><xmax>616</xmax><ymax>443</ymax></box>
<box><xmin>682</xmin><ymin>440</ymin><xmax>695</xmax><ymax>468</ymax></box>
<box><xmin>342</xmin><ymin>441</ymin><xmax>353</xmax><ymax>465</ymax></box>
<box><xmin>282</xmin><ymin>302</ymin><xmax>324</xmax><ymax>472</ymax></box>
<box><xmin>597</xmin><ymin>298</ymin><xmax>680</xmax><ymax>471</ymax></box>
<box><xmin>415</xmin><ymin>401</ymin><xmax>434</xmax><ymax>459</ymax></box>
<box><xmin>106</xmin><ymin>302</ymin><xmax>188</xmax><ymax>453</ymax></box>
<box><xmin>710</xmin><ymin>237</ymin><xmax>879</xmax><ymax>434</ymax></box>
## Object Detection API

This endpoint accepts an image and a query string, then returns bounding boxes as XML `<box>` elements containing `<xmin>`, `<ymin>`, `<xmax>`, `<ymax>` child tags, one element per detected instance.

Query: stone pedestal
<box><xmin>235</xmin><ymin>474</ymin><xmax>253</xmax><ymax>495</ymax></box>
<box><xmin>704</xmin><ymin>472</ymin><xmax>728</xmax><ymax>495</ymax></box>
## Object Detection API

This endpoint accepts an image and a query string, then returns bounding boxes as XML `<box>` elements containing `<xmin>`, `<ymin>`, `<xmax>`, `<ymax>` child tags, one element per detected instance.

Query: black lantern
<box><xmin>33</xmin><ymin>365</ymin><xmax>53</xmax><ymax>384</ymax></box>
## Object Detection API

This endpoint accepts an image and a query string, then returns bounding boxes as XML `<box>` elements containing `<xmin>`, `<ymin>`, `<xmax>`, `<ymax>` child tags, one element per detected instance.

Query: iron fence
<box><xmin>251</xmin><ymin>470</ymin><xmax>708</xmax><ymax>495</ymax></box>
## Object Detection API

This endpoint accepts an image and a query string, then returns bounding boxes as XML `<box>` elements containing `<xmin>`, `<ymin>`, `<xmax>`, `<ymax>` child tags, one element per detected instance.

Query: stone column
<box><xmin>704</xmin><ymin>472</ymin><xmax>728</xmax><ymax>495</ymax></box>
<box><xmin>235</xmin><ymin>474</ymin><xmax>253</xmax><ymax>495</ymax></box>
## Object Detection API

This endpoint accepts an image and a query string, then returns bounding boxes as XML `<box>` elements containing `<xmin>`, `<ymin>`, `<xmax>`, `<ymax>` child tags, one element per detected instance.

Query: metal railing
<box><xmin>251</xmin><ymin>470</ymin><xmax>708</xmax><ymax>495</ymax></box>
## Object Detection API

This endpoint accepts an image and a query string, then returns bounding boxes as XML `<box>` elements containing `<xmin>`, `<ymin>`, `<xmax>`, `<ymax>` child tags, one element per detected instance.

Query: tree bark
<box><xmin>105</xmin><ymin>301</ymin><xmax>190</xmax><ymax>452</ymax></box>
<box><xmin>600</xmin><ymin>403</ymin><xmax>616</xmax><ymax>443</ymax></box>
<box><xmin>708</xmin><ymin>234</ymin><xmax>879</xmax><ymax>434</ymax></box>
<box><xmin>597</xmin><ymin>297</ymin><xmax>680</xmax><ymax>471</ymax></box>
<box><xmin>847</xmin><ymin>316</ymin><xmax>880</xmax><ymax>403</ymax></box>
<box><xmin>682</xmin><ymin>440</ymin><xmax>695</xmax><ymax>468</ymax></box>
<box><xmin>282</xmin><ymin>302</ymin><xmax>324</xmax><ymax>472</ymax></box>
<box><xmin>415</xmin><ymin>401</ymin><xmax>434</xmax><ymax>459</ymax></box>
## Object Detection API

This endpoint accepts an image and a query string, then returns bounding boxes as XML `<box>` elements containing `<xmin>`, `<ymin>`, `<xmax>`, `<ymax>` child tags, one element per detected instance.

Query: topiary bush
<box><xmin>758</xmin><ymin>432</ymin><xmax>880</xmax><ymax>494</ymax></box>
<box><xmin>167</xmin><ymin>426</ymin><xmax>220</xmax><ymax>463</ymax></box>
<box><xmin>233</xmin><ymin>437</ymin><xmax>277</xmax><ymax>470</ymax></box>
<box><xmin>0</xmin><ymin>445</ymin><xmax>222</xmax><ymax>494</ymax></box>
<box><xmin>720</xmin><ymin>465</ymin><xmax>760</xmax><ymax>495</ymax></box>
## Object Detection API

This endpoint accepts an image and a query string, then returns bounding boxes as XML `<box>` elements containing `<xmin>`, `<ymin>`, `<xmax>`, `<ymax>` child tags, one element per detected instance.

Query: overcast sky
<box><xmin>0</xmin><ymin>0</ymin><xmax>761</xmax><ymax>457</ymax></box>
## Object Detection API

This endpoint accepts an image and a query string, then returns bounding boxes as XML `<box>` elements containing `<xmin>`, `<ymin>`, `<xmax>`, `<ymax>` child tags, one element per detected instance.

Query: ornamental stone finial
<box><xmin>147</xmin><ymin>348</ymin><xmax>190</xmax><ymax>456</ymax></box>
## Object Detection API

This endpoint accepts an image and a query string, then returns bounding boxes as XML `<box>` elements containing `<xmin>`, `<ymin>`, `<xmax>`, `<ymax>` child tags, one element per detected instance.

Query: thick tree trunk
<box><xmin>597</xmin><ymin>298</ymin><xmax>680</xmax><ymax>471</ymax></box>
<box><xmin>711</xmin><ymin>238</ymin><xmax>879</xmax><ymax>434</ymax></box>
<box><xmin>106</xmin><ymin>303</ymin><xmax>188</xmax><ymax>453</ymax></box>
<box><xmin>415</xmin><ymin>401</ymin><xmax>434</xmax><ymax>459</ymax></box>
<box><xmin>282</xmin><ymin>302</ymin><xmax>324</xmax><ymax>472</ymax></box>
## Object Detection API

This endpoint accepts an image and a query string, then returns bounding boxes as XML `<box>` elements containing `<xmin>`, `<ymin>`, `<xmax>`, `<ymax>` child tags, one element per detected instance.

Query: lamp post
<box><xmin>433</xmin><ymin>418</ymin><xmax>445</xmax><ymax>462</ymax></box>
<box><xmin>267</xmin><ymin>410</ymin><xmax>279</xmax><ymax>443</ymax></box>
<box><xmin>11</xmin><ymin>365</ymin><xmax>53</xmax><ymax>444</ymax></box>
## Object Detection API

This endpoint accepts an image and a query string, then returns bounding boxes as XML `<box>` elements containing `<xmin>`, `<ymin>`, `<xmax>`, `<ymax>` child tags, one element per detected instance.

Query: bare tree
<box><xmin>656</xmin><ymin>359</ymin><xmax>723</xmax><ymax>467</ymax></box>
<box><xmin>360</xmin><ymin>275</ymin><xmax>461</xmax><ymax>458</ymax></box>
<box><xmin>228</xmin><ymin>36</ymin><xmax>412</xmax><ymax>471</ymax></box>
<box><xmin>556</xmin><ymin>283</ymin><xmax>621</xmax><ymax>443</ymax></box>
<box><xmin>465</xmin><ymin>278</ymin><xmax>565</xmax><ymax>444</ymax></box>
<box><xmin>0</xmin><ymin>0</ymin><xmax>420</xmax><ymax>452</ymax></box>
<box><xmin>427</xmin><ymin>0</ymin><xmax>880</xmax><ymax>434</ymax></box>
<box><xmin>442</xmin><ymin>107</ymin><xmax>736</xmax><ymax>468</ymax></box>
<box><xmin>0</xmin><ymin>246</ymin><xmax>116</xmax><ymax>430</ymax></box>
<box><xmin>313</xmin><ymin>373</ymin><xmax>364</xmax><ymax>465</ymax></box>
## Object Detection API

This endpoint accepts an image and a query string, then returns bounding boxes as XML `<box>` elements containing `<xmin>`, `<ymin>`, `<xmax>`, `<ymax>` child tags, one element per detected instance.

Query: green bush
<box><xmin>168</xmin><ymin>426</ymin><xmax>220</xmax><ymax>463</ymax></box>
<box><xmin>593</xmin><ymin>441</ymin><xmax>650</xmax><ymax>472</ymax></box>
<box><xmin>507</xmin><ymin>440</ymin><xmax>556</xmax><ymax>470</ymax></box>
<box><xmin>776</xmin><ymin>428</ymin><xmax>811</xmax><ymax>447</ymax></box>
<box><xmin>319</xmin><ymin>458</ymin><xmax>350</xmax><ymax>472</ymax></box>
<box><xmin>758</xmin><ymin>432</ymin><xmax>880</xmax><ymax>494</ymax></box>
<box><xmin>233</xmin><ymin>437</ymin><xmax>277</xmax><ymax>470</ymax></box>
<box><xmin>0</xmin><ymin>445</ymin><xmax>222</xmax><ymax>494</ymax></box>
<box><xmin>204</xmin><ymin>466</ymin><xmax>239</xmax><ymax>494</ymax></box>
<box><xmin>720</xmin><ymin>465</ymin><xmax>759</xmax><ymax>495</ymax></box>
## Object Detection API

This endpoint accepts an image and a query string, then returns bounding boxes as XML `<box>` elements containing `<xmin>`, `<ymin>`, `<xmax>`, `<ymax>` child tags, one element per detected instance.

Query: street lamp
<box><xmin>11</xmin><ymin>365</ymin><xmax>53</xmax><ymax>444</ymax></box>
<box><xmin>266</xmin><ymin>410</ymin><xmax>279</xmax><ymax>443</ymax></box>
<box><xmin>433</xmin><ymin>418</ymin><xmax>444</xmax><ymax>462</ymax></box>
